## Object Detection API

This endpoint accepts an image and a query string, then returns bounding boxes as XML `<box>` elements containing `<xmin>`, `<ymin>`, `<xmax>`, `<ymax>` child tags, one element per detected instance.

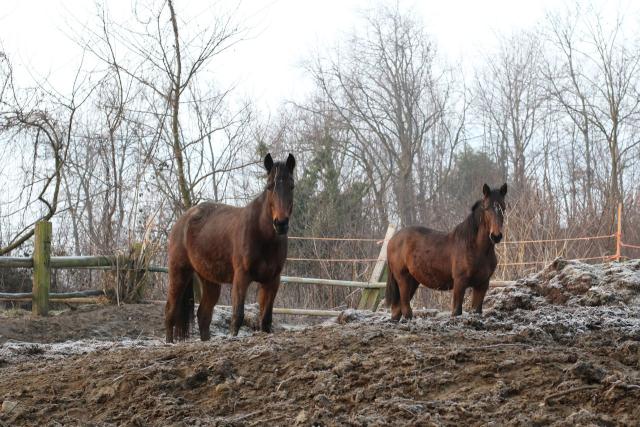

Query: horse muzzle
<box><xmin>490</xmin><ymin>232</ymin><xmax>503</xmax><ymax>244</ymax></box>
<box><xmin>273</xmin><ymin>218</ymin><xmax>289</xmax><ymax>235</ymax></box>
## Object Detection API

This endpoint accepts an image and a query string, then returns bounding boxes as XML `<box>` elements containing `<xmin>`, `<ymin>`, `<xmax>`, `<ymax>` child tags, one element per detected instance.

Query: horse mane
<box><xmin>248</xmin><ymin>161</ymin><xmax>288</xmax><ymax>208</ymax></box>
<box><xmin>266</xmin><ymin>162</ymin><xmax>290</xmax><ymax>183</ymax></box>
<box><xmin>452</xmin><ymin>200</ymin><xmax>483</xmax><ymax>242</ymax></box>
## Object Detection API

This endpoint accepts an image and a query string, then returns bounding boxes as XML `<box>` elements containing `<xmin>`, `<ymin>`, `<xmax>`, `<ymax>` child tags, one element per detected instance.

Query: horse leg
<box><xmin>388</xmin><ymin>273</ymin><xmax>402</xmax><ymax>322</ymax></box>
<box><xmin>164</xmin><ymin>265</ymin><xmax>194</xmax><ymax>343</ymax></box>
<box><xmin>258</xmin><ymin>278</ymin><xmax>280</xmax><ymax>333</ymax></box>
<box><xmin>197</xmin><ymin>278</ymin><xmax>221</xmax><ymax>341</ymax></box>
<box><xmin>471</xmin><ymin>281</ymin><xmax>489</xmax><ymax>315</ymax></box>
<box><xmin>230</xmin><ymin>272</ymin><xmax>251</xmax><ymax>336</ymax></box>
<box><xmin>451</xmin><ymin>278</ymin><xmax>468</xmax><ymax>317</ymax></box>
<box><xmin>390</xmin><ymin>304</ymin><xmax>402</xmax><ymax>322</ymax></box>
<box><xmin>390</xmin><ymin>273</ymin><xmax>406</xmax><ymax>322</ymax></box>
<box><xmin>398</xmin><ymin>273</ymin><xmax>419</xmax><ymax>321</ymax></box>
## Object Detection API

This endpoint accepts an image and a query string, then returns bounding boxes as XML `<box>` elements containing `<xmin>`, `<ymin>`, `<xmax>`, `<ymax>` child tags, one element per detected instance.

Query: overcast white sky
<box><xmin>0</xmin><ymin>0</ymin><xmax>636</xmax><ymax>234</ymax></box>
<box><xmin>0</xmin><ymin>0</ymin><xmax>571</xmax><ymax>114</ymax></box>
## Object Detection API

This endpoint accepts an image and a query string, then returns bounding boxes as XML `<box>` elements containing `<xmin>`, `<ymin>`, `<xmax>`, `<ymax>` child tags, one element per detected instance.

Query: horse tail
<box><xmin>385</xmin><ymin>269</ymin><xmax>400</xmax><ymax>306</ymax></box>
<box><xmin>174</xmin><ymin>278</ymin><xmax>194</xmax><ymax>340</ymax></box>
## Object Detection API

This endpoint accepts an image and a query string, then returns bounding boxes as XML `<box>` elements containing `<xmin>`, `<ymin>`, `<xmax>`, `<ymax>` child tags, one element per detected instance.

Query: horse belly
<box><xmin>188</xmin><ymin>250</ymin><xmax>234</xmax><ymax>284</ymax></box>
<box><xmin>185</xmin><ymin>209</ymin><xmax>238</xmax><ymax>284</ymax></box>
<box><xmin>420</xmin><ymin>273</ymin><xmax>453</xmax><ymax>291</ymax></box>
<box><xmin>407</xmin><ymin>254</ymin><xmax>452</xmax><ymax>291</ymax></box>
<box><xmin>205</xmin><ymin>260</ymin><xmax>234</xmax><ymax>284</ymax></box>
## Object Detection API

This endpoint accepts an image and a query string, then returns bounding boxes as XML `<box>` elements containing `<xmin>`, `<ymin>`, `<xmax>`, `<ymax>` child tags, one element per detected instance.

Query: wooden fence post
<box><xmin>357</xmin><ymin>224</ymin><xmax>396</xmax><ymax>311</ymax></box>
<box><xmin>32</xmin><ymin>221</ymin><xmax>52</xmax><ymax>316</ymax></box>
<box><xmin>615</xmin><ymin>202</ymin><xmax>622</xmax><ymax>262</ymax></box>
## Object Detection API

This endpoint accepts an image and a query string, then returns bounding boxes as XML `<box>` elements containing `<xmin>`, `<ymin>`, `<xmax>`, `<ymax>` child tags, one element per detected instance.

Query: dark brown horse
<box><xmin>164</xmin><ymin>153</ymin><xmax>295</xmax><ymax>342</ymax></box>
<box><xmin>386</xmin><ymin>183</ymin><xmax>507</xmax><ymax>320</ymax></box>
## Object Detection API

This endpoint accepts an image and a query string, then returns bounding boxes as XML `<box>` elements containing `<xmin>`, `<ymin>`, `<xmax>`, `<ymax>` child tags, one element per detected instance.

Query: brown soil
<box><xmin>0</xmin><ymin>305</ymin><xmax>638</xmax><ymax>426</ymax></box>
<box><xmin>1</xmin><ymin>259</ymin><xmax>639</xmax><ymax>426</ymax></box>
<box><xmin>0</xmin><ymin>304</ymin><xmax>165</xmax><ymax>345</ymax></box>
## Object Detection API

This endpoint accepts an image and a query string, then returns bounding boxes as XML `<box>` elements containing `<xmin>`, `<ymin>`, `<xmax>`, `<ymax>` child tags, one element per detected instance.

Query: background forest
<box><xmin>1</xmin><ymin>1</ymin><xmax>639</xmax><ymax>311</ymax></box>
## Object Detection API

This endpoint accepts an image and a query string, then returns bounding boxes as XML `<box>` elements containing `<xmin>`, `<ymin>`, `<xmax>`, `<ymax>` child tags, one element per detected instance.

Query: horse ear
<box><xmin>264</xmin><ymin>153</ymin><xmax>273</xmax><ymax>173</ymax></box>
<box><xmin>286</xmin><ymin>153</ymin><xmax>296</xmax><ymax>173</ymax></box>
<box><xmin>482</xmin><ymin>183</ymin><xmax>491</xmax><ymax>198</ymax></box>
<box><xmin>500</xmin><ymin>183</ymin><xmax>508</xmax><ymax>196</ymax></box>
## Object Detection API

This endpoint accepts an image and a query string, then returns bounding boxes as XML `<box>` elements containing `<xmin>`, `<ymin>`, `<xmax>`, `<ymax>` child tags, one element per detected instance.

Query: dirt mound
<box><xmin>1</xmin><ymin>261</ymin><xmax>639</xmax><ymax>425</ymax></box>
<box><xmin>0</xmin><ymin>303</ymin><xmax>274</xmax><ymax>346</ymax></box>
<box><xmin>0</xmin><ymin>304</ymin><xmax>165</xmax><ymax>345</ymax></box>
<box><xmin>1</xmin><ymin>308</ymin><xmax>639</xmax><ymax>426</ymax></box>
<box><xmin>486</xmin><ymin>258</ymin><xmax>640</xmax><ymax>310</ymax></box>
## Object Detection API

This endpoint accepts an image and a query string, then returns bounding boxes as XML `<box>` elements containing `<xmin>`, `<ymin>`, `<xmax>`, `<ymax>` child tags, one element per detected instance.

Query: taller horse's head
<box><xmin>264</xmin><ymin>153</ymin><xmax>296</xmax><ymax>235</ymax></box>
<box><xmin>481</xmin><ymin>183</ymin><xmax>508</xmax><ymax>244</ymax></box>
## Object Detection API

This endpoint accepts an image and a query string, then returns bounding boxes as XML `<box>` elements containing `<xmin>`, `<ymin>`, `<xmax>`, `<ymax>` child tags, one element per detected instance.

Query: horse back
<box><xmin>388</xmin><ymin>226</ymin><xmax>454</xmax><ymax>290</ymax></box>
<box><xmin>389</xmin><ymin>226</ymin><xmax>450</xmax><ymax>260</ymax></box>
<box><xmin>177</xmin><ymin>202</ymin><xmax>241</xmax><ymax>243</ymax></box>
<box><xmin>170</xmin><ymin>201</ymin><xmax>288</xmax><ymax>284</ymax></box>
<box><xmin>169</xmin><ymin>202</ymin><xmax>243</xmax><ymax>283</ymax></box>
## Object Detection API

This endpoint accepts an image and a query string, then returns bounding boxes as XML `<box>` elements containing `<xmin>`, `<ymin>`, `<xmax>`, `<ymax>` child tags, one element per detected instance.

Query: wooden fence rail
<box><xmin>0</xmin><ymin>221</ymin><xmax>403</xmax><ymax>317</ymax></box>
<box><xmin>1</xmin><ymin>207</ymin><xmax>632</xmax><ymax>317</ymax></box>
<box><xmin>0</xmin><ymin>290</ymin><xmax>104</xmax><ymax>299</ymax></box>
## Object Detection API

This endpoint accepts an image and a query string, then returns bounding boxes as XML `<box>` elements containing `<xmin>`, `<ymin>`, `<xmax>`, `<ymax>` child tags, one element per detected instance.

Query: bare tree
<box><xmin>0</xmin><ymin>54</ymin><xmax>94</xmax><ymax>255</ymax></box>
<box><xmin>474</xmin><ymin>30</ymin><xmax>546</xmax><ymax>191</ymax></box>
<box><xmin>307</xmin><ymin>4</ymin><xmax>457</xmax><ymax>227</ymax></box>
<box><xmin>188</xmin><ymin>83</ymin><xmax>253</xmax><ymax>202</ymax></box>
<box><xmin>545</xmin><ymin>5</ymin><xmax>640</xmax><ymax>226</ymax></box>
<box><xmin>544</xmin><ymin>10</ymin><xmax>597</xmax><ymax>214</ymax></box>
<box><xmin>78</xmin><ymin>0</ymin><xmax>248</xmax><ymax>212</ymax></box>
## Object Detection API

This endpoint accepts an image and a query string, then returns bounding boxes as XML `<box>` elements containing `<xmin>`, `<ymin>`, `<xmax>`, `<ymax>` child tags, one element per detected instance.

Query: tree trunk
<box><xmin>168</xmin><ymin>0</ymin><xmax>192</xmax><ymax>211</ymax></box>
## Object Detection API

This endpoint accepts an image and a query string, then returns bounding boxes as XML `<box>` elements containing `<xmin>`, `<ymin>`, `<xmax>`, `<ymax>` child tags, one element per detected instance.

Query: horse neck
<box><xmin>474</xmin><ymin>214</ymin><xmax>494</xmax><ymax>253</ymax></box>
<box><xmin>455</xmin><ymin>207</ymin><xmax>494</xmax><ymax>253</ymax></box>
<box><xmin>251</xmin><ymin>190</ymin><xmax>278</xmax><ymax>241</ymax></box>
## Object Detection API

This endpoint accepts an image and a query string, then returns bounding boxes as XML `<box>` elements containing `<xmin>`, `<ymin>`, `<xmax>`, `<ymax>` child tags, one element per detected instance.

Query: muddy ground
<box><xmin>1</xmin><ymin>259</ymin><xmax>639</xmax><ymax>426</ymax></box>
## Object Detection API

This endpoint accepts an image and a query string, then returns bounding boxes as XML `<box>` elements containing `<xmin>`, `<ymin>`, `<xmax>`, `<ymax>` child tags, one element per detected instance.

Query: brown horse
<box><xmin>164</xmin><ymin>153</ymin><xmax>295</xmax><ymax>342</ymax></box>
<box><xmin>386</xmin><ymin>183</ymin><xmax>507</xmax><ymax>320</ymax></box>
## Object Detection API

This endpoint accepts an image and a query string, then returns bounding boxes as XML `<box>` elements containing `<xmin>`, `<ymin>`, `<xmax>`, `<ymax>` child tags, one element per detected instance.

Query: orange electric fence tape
<box><xmin>286</xmin><ymin>257</ymin><xmax>379</xmax><ymax>262</ymax></box>
<box><xmin>286</xmin><ymin>255</ymin><xmax>614</xmax><ymax>265</ymax></box>
<box><xmin>288</xmin><ymin>236</ymin><xmax>381</xmax><ymax>242</ymax></box>
<box><xmin>289</xmin><ymin>233</ymin><xmax>615</xmax><ymax>245</ymax></box>
<box><xmin>496</xmin><ymin>255</ymin><xmax>613</xmax><ymax>267</ymax></box>
<box><xmin>286</xmin><ymin>233</ymin><xmax>618</xmax><ymax>264</ymax></box>
<box><xmin>501</xmin><ymin>234</ymin><xmax>615</xmax><ymax>244</ymax></box>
